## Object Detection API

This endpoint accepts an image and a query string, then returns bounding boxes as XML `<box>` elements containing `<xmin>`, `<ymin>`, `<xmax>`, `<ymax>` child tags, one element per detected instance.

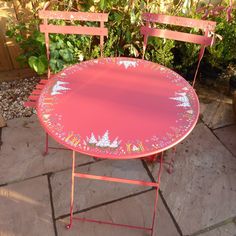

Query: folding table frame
<box><xmin>66</xmin><ymin>151</ymin><xmax>163</xmax><ymax>236</ymax></box>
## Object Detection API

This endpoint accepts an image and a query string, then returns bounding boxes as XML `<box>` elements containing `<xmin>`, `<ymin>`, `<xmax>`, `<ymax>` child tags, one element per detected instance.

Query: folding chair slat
<box><xmin>39</xmin><ymin>79</ymin><xmax>48</xmax><ymax>84</ymax></box>
<box><xmin>40</xmin><ymin>24</ymin><xmax>108</xmax><ymax>36</ymax></box>
<box><xmin>31</xmin><ymin>89</ymin><xmax>42</xmax><ymax>95</ymax></box>
<box><xmin>36</xmin><ymin>84</ymin><xmax>45</xmax><ymax>90</ymax></box>
<box><xmin>141</xmin><ymin>27</ymin><xmax>213</xmax><ymax>46</ymax></box>
<box><xmin>142</xmin><ymin>13</ymin><xmax>216</xmax><ymax>31</ymax></box>
<box><xmin>28</xmin><ymin>95</ymin><xmax>39</xmax><ymax>101</ymax></box>
<box><xmin>24</xmin><ymin>101</ymin><xmax>37</xmax><ymax>108</ymax></box>
<box><xmin>141</xmin><ymin>13</ymin><xmax>216</xmax><ymax>87</ymax></box>
<box><xmin>39</xmin><ymin>10</ymin><xmax>108</xmax><ymax>22</ymax></box>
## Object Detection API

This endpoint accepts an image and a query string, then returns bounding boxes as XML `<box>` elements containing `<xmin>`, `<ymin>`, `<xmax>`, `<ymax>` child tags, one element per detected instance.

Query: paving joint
<box><xmin>141</xmin><ymin>159</ymin><xmax>183</xmax><ymax>236</ymax></box>
<box><xmin>212</xmin><ymin>123</ymin><xmax>235</xmax><ymax>131</ymax></box>
<box><xmin>189</xmin><ymin>215</ymin><xmax>236</xmax><ymax>236</ymax></box>
<box><xmin>141</xmin><ymin>159</ymin><xmax>156</xmax><ymax>182</ymax></box>
<box><xmin>0</xmin><ymin>159</ymin><xmax>97</xmax><ymax>187</ymax></box>
<box><xmin>55</xmin><ymin>188</ymin><xmax>153</xmax><ymax>221</ymax></box>
<box><xmin>211</xmin><ymin>127</ymin><xmax>236</xmax><ymax>158</ymax></box>
<box><xmin>199</xmin><ymin>117</ymin><xmax>236</xmax><ymax>158</ymax></box>
<box><xmin>159</xmin><ymin>190</ymin><xmax>183</xmax><ymax>236</ymax></box>
<box><xmin>47</xmin><ymin>173</ymin><xmax>58</xmax><ymax>236</ymax></box>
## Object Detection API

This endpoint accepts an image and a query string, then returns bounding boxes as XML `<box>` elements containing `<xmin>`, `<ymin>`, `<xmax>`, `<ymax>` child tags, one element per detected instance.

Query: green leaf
<box><xmin>38</xmin><ymin>55</ymin><xmax>48</xmax><ymax>67</ymax></box>
<box><xmin>100</xmin><ymin>0</ymin><xmax>106</xmax><ymax>10</ymax></box>
<box><xmin>36</xmin><ymin>33</ymin><xmax>45</xmax><ymax>43</ymax></box>
<box><xmin>50</xmin><ymin>49</ymin><xmax>60</xmax><ymax>59</ymax></box>
<box><xmin>56</xmin><ymin>59</ymin><xmax>64</xmax><ymax>71</ymax></box>
<box><xmin>130</xmin><ymin>10</ymin><xmax>136</xmax><ymax>24</ymax></box>
<box><xmin>28</xmin><ymin>55</ymin><xmax>47</xmax><ymax>75</ymax></box>
<box><xmin>6</xmin><ymin>30</ymin><xmax>14</xmax><ymax>38</ymax></box>
<box><xmin>49</xmin><ymin>58</ymin><xmax>64</xmax><ymax>73</ymax></box>
<box><xmin>28</xmin><ymin>56</ymin><xmax>37</xmax><ymax>69</ymax></box>
<box><xmin>66</xmin><ymin>41</ymin><xmax>73</xmax><ymax>48</ymax></box>
<box><xmin>56</xmin><ymin>39</ymin><xmax>65</xmax><ymax>49</ymax></box>
<box><xmin>59</xmin><ymin>49</ymin><xmax>73</xmax><ymax>62</ymax></box>
<box><xmin>49</xmin><ymin>59</ymin><xmax>57</xmax><ymax>72</ymax></box>
<box><xmin>114</xmin><ymin>12</ymin><xmax>123</xmax><ymax>23</ymax></box>
<box><xmin>36</xmin><ymin>59</ymin><xmax>47</xmax><ymax>75</ymax></box>
<box><xmin>15</xmin><ymin>34</ymin><xmax>23</xmax><ymax>43</ymax></box>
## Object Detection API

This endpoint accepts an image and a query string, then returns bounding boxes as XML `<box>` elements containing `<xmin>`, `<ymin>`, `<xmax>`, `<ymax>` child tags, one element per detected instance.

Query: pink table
<box><xmin>37</xmin><ymin>57</ymin><xmax>199</xmax><ymax>159</ymax></box>
<box><xmin>37</xmin><ymin>57</ymin><xmax>199</xmax><ymax>234</ymax></box>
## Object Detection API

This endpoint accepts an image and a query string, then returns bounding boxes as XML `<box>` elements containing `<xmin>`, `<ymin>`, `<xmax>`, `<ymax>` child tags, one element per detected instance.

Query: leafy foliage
<box><xmin>206</xmin><ymin>11</ymin><xmax>236</xmax><ymax>68</ymax></box>
<box><xmin>5</xmin><ymin>0</ymin><xmax>236</xmax><ymax>79</ymax></box>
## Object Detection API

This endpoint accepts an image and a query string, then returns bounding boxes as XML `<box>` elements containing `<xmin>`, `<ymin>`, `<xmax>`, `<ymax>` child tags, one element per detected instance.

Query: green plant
<box><xmin>6</xmin><ymin>21</ymin><xmax>48</xmax><ymax>75</ymax></box>
<box><xmin>5</xmin><ymin>0</ymin><xmax>236</xmax><ymax>79</ymax></box>
<box><xmin>206</xmin><ymin>10</ymin><xmax>236</xmax><ymax>68</ymax></box>
<box><xmin>144</xmin><ymin>37</ymin><xmax>175</xmax><ymax>68</ymax></box>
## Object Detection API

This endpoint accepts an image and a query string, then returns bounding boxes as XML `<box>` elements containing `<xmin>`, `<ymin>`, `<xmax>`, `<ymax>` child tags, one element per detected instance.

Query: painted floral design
<box><xmin>170</xmin><ymin>92</ymin><xmax>191</xmax><ymax>107</ymax></box>
<box><xmin>87</xmin><ymin>130</ymin><xmax>121</xmax><ymax>149</ymax></box>
<box><xmin>51</xmin><ymin>81</ymin><xmax>71</xmax><ymax>96</ymax></box>
<box><xmin>118</xmin><ymin>60</ymin><xmax>137</xmax><ymax>69</ymax></box>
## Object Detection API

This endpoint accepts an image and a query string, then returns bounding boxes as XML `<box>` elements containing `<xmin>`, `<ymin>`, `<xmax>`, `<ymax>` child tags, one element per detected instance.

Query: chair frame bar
<box><xmin>33</xmin><ymin>4</ymin><xmax>109</xmax><ymax>155</ymax></box>
<box><xmin>141</xmin><ymin>13</ymin><xmax>216</xmax><ymax>87</ymax></box>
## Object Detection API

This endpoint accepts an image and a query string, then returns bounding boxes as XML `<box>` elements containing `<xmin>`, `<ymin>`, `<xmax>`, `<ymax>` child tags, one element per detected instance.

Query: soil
<box><xmin>0</xmin><ymin>76</ymin><xmax>40</xmax><ymax>121</ymax></box>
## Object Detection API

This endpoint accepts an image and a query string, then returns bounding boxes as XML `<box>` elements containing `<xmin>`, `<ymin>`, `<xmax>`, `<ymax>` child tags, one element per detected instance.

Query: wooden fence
<box><xmin>0</xmin><ymin>0</ymin><xmax>45</xmax><ymax>72</ymax></box>
<box><xmin>0</xmin><ymin>1</ymin><xmax>20</xmax><ymax>72</ymax></box>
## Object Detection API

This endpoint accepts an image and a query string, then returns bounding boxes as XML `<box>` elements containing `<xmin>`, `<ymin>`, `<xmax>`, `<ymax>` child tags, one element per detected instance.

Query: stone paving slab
<box><xmin>147</xmin><ymin>122</ymin><xmax>236</xmax><ymax>235</ymax></box>
<box><xmin>197</xmin><ymin>221</ymin><xmax>236</xmax><ymax>236</ymax></box>
<box><xmin>214</xmin><ymin>125</ymin><xmax>236</xmax><ymax>157</ymax></box>
<box><xmin>0</xmin><ymin>176</ymin><xmax>55</xmax><ymax>236</ymax></box>
<box><xmin>0</xmin><ymin>115</ymin><xmax>93</xmax><ymax>185</ymax></box>
<box><xmin>200</xmin><ymin>101</ymin><xmax>234</xmax><ymax>129</ymax></box>
<box><xmin>56</xmin><ymin>190</ymin><xmax>180</xmax><ymax>236</ymax></box>
<box><xmin>50</xmin><ymin>159</ymin><xmax>151</xmax><ymax>218</ymax></box>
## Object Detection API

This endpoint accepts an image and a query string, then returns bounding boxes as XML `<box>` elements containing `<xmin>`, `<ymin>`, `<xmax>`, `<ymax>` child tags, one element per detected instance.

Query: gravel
<box><xmin>0</xmin><ymin>77</ymin><xmax>40</xmax><ymax>120</ymax></box>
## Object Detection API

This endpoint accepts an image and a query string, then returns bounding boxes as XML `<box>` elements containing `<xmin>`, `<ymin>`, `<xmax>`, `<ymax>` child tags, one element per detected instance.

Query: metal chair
<box><xmin>24</xmin><ymin>2</ymin><xmax>108</xmax><ymax>155</ymax></box>
<box><xmin>140</xmin><ymin>13</ymin><xmax>216</xmax><ymax>87</ymax></box>
<box><xmin>140</xmin><ymin>13</ymin><xmax>216</xmax><ymax>171</ymax></box>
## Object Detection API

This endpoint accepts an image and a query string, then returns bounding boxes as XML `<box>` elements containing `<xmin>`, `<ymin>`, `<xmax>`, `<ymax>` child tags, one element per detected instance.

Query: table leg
<box><xmin>151</xmin><ymin>152</ymin><xmax>163</xmax><ymax>236</ymax></box>
<box><xmin>66</xmin><ymin>150</ymin><xmax>76</xmax><ymax>229</ymax></box>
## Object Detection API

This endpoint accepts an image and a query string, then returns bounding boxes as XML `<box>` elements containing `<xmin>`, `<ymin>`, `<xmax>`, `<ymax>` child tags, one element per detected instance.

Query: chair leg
<box><xmin>151</xmin><ymin>152</ymin><xmax>163</xmax><ymax>236</ymax></box>
<box><xmin>66</xmin><ymin>150</ymin><xmax>76</xmax><ymax>229</ymax></box>
<box><xmin>43</xmin><ymin>132</ymin><xmax>49</xmax><ymax>156</ymax></box>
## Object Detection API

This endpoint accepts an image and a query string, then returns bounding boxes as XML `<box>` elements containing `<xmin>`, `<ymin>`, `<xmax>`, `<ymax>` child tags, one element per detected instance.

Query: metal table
<box><xmin>37</xmin><ymin>57</ymin><xmax>199</xmax><ymax>235</ymax></box>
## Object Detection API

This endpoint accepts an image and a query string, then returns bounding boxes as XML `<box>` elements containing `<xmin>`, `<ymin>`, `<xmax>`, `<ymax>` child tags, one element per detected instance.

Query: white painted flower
<box><xmin>132</xmin><ymin>145</ymin><xmax>139</xmax><ymax>152</ymax></box>
<box><xmin>43</xmin><ymin>114</ymin><xmax>50</xmax><ymax>120</ymax></box>
<box><xmin>118</xmin><ymin>61</ymin><xmax>137</xmax><ymax>69</ymax></box>
<box><xmin>170</xmin><ymin>92</ymin><xmax>191</xmax><ymax>107</ymax></box>
<box><xmin>110</xmin><ymin>137</ymin><xmax>120</xmax><ymax>148</ymax></box>
<box><xmin>88</xmin><ymin>133</ymin><xmax>97</xmax><ymax>145</ymax></box>
<box><xmin>51</xmin><ymin>81</ymin><xmax>70</xmax><ymax>96</ymax></box>
<box><xmin>182</xmin><ymin>87</ymin><xmax>189</xmax><ymax>91</ymax></box>
<box><xmin>96</xmin><ymin>130</ymin><xmax>110</xmax><ymax>148</ymax></box>
<box><xmin>187</xmin><ymin>110</ymin><xmax>193</xmax><ymax>114</ymax></box>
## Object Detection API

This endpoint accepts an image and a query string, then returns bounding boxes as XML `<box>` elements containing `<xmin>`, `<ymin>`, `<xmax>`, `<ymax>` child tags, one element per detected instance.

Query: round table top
<box><xmin>37</xmin><ymin>57</ymin><xmax>199</xmax><ymax>159</ymax></box>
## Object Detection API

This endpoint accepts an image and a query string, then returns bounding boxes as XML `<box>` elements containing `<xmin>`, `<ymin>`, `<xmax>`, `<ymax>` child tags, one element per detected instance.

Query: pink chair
<box><xmin>24</xmin><ymin>2</ymin><xmax>108</xmax><ymax>155</ymax></box>
<box><xmin>140</xmin><ymin>13</ymin><xmax>216</xmax><ymax>171</ymax></box>
<box><xmin>140</xmin><ymin>13</ymin><xmax>216</xmax><ymax>87</ymax></box>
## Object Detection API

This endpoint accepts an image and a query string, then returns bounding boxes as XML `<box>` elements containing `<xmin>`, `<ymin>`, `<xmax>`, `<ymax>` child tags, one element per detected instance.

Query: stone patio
<box><xmin>0</xmin><ymin>95</ymin><xmax>236</xmax><ymax>236</ymax></box>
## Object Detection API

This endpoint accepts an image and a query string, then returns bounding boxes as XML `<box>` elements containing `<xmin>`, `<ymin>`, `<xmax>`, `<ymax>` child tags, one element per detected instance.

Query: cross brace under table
<box><xmin>66</xmin><ymin>151</ymin><xmax>163</xmax><ymax>236</ymax></box>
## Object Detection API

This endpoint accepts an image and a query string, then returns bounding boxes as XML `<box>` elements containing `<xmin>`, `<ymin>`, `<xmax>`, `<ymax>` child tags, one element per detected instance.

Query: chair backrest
<box><xmin>140</xmin><ymin>13</ymin><xmax>216</xmax><ymax>87</ymax></box>
<box><xmin>38</xmin><ymin>4</ymin><xmax>108</xmax><ymax>78</ymax></box>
